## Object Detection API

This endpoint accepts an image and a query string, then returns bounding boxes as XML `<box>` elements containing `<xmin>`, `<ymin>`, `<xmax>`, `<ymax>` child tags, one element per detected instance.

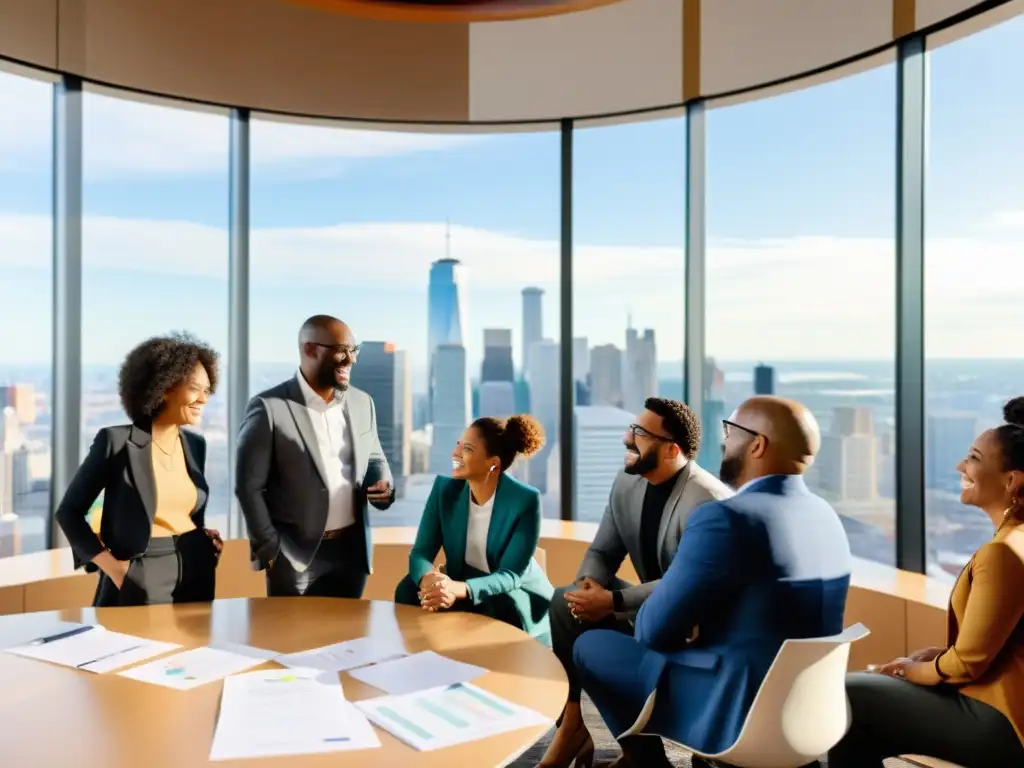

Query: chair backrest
<box><xmin>714</xmin><ymin>623</ymin><xmax>871</xmax><ymax>768</ymax></box>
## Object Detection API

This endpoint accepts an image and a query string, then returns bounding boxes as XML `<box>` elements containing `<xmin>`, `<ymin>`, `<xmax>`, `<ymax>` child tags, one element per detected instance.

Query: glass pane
<box><xmin>572</xmin><ymin>117</ymin><xmax>686</xmax><ymax>522</ymax></box>
<box><xmin>249</xmin><ymin>122</ymin><xmax>561</xmax><ymax>525</ymax></box>
<box><xmin>925</xmin><ymin>15</ymin><xmax>1024</xmax><ymax>579</ymax></box>
<box><xmin>0</xmin><ymin>71</ymin><xmax>53</xmax><ymax>558</ymax></box>
<box><xmin>80</xmin><ymin>93</ymin><xmax>230</xmax><ymax>534</ymax></box>
<box><xmin>705</xmin><ymin>66</ymin><xmax>897</xmax><ymax>566</ymax></box>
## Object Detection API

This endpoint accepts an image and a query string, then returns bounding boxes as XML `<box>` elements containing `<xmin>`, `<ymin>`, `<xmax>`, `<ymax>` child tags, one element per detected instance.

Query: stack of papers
<box><xmin>119</xmin><ymin>641</ymin><xmax>279</xmax><ymax>690</ymax></box>
<box><xmin>348</xmin><ymin>650</ymin><xmax>486</xmax><ymax>695</ymax></box>
<box><xmin>356</xmin><ymin>682</ymin><xmax>549</xmax><ymax>751</ymax></box>
<box><xmin>275</xmin><ymin>636</ymin><xmax>407</xmax><ymax>673</ymax></box>
<box><xmin>209</xmin><ymin>667</ymin><xmax>380</xmax><ymax>761</ymax></box>
<box><xmin>5</xmin><ymin>624</ymin><xmax>180</xmax><ymax>673</ymax></box>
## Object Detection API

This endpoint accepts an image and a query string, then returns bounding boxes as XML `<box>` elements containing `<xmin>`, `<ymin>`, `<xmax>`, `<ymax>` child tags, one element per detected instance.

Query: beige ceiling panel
<box><xmin>0</xmin><ymin>0</ymin><xmax>57</xmax><ymax>69</ymax></box>
<box><xmin>701</xmin><ymin>0</ymin><xmax>892</xmax><ymax>97</ymax></box>
<box><xmin>468</xmin><ymin>0</ymin><xmax>683</xmax><ymax>122</ymax></box>
<box><xmin>56</xmin><ymin>0</ymin><xmax>469</xmax><ymax>122</ymax></box>
<box><xmin>915</xmin><ymin>0</ymin><xmax>985</xmax><ymax>29</ymax></box>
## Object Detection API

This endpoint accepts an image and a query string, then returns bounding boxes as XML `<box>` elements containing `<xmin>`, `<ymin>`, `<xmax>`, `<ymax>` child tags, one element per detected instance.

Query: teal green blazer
<box><xmin>408</xmin><ymin>473</ymin><xmax>554</xmax><ymax>638</ymax></box>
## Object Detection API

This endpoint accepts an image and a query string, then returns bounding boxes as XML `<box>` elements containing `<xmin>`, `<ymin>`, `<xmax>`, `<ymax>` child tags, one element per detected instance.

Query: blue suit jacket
<box><xmin>587</xmin><ymin>474</ymin><xmax>853</xmax><ymax>754</ymax></box>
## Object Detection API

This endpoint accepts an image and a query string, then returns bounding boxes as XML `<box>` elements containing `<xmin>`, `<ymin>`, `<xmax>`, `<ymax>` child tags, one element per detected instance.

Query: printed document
<box><xmin>119</xmin><ymin>641</ymin><xmax>279</xmax><ymax>690</ymax></box>
<box><xmin>209</xmin><ymin>667</ymin><xmax>380</xmax><ymax>760</ymax></box>
<box><xmin>5</xmin><ymin>625</ymin><xmax>180</xmax><ymax>673</ymax></box>
<box><xmin>348</xmin><ymin>650</ymin><xmax>486</xmax><ymax>695</ymax></box>
<box><xmin>356</xmin><ymin>682</ymin><xmax>550</xmax><ymax>751</ymax></box>
<box><xmin>276</xmin><ymin>636</ymin><xmax>407</xmax><ymax>673</ymax></box>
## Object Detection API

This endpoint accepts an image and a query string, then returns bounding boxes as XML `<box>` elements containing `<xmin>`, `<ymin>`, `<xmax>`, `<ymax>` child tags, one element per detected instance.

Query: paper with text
<box><xmin>348</xmin><ymin>650</ymin><xmax>486</xmax><ymax>695</ymax></box>
<box><xmin>119</xmin><ymin>641</ymin><xmax>278</xmax><ymax>690</ymax></box>
<box><xmin>276</xmin><ymin>636</ymin><xmax>408</xmax><ymax>673</ymax></box>
<box><xmin>209</xmin><ymin>667</ymin><xmax>380</xmax><ymax>760</ymax></box>
<box><xmin>5</xmin><ymin>626</ymin><xmax>180</xmax><ymax>673</ymax></box>
<box><xmin>356</xmin><ymin>682</ymin><xmax>550</xmax><ymax>751</ymax></box>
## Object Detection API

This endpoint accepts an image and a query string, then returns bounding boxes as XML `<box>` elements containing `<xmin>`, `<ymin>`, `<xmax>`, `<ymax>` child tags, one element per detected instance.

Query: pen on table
<box><xmin>30</xmin><ymin>625</ymin><xmax>94</xmax><ymax>646</ymax></box>
<box><xmin>77</xmin><ymin>645</ymin><xmax>142</xmax><ymax>670</ymax></box>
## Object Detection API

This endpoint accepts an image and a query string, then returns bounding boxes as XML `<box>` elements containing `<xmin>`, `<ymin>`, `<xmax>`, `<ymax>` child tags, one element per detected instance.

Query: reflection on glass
<box><xmin>249</xmin><ymin>122</ymin><xmax>561</xmax><ymax>525</ymax></box>
<box><xmin>925</xmin><ymin>15</ymin><xmax>1024</xmax><ymax>579</ymax></box>
<box><xmin>80</xmin><ymin>92</ymin><xmax>230</xmax><ymax>534</ymax></box>
<box><xmin>571</xmin><ymin>117</ymin><xmax>686</xmax><ymax>522</ymax></box>
<box><xmin>0</xmin><ymin>71</ymin><xmax>53</xmax><ymax>559</ymax></box>
<box><xmin>705</xmin><ymin>65</ymin><xmax>897</xmax><ymax>566</ymax></box>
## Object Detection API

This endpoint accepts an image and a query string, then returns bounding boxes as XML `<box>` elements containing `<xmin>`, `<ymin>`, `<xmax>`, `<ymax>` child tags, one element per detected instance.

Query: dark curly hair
<box><xmin>471</xmin><ymin>414</ymin><xmax>545</xmax><ymax>472</ymax></box>
<box><xmin>996</xmin><ymin>399</ymin><xmax>1024</xmax><ymax>513</ymax></box>
<box><xmin>644</xmin><ymin>397</ymin><xmax>701</xmax><ymax>458</ymax></box>
<box><xmin>118</xmin><ymin>332</ymin><xmax>219</xmax><ymax>425</ymax></box>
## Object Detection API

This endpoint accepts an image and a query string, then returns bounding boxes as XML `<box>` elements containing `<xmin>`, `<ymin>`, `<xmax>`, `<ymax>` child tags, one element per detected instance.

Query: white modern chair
<box><xmin>619</xmin><ymin>623</ymin><xmax>871</xmax><ymax>768</ymax></box>
<box><xmin>901</xmin><ymin>757</ymin><xmax>967</xmax><ymax>768</ymax></box>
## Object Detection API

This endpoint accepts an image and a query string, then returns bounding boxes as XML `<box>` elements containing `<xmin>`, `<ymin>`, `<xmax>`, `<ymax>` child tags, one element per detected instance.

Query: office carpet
<box><xmin>511</xmin><ymin>695</ymin><xmax>916</xmax><ymax>768</ymax></box>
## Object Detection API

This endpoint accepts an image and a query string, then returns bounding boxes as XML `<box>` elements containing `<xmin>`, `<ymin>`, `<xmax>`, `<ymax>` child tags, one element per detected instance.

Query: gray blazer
<box><xmin>235</xmin><ymin>377</ymin><xmax>393</xmax><ymax>573</ymax></box>
<box><xmin>576</xmin><ymin>460</ymin><xmax>733</xmax><ymax>615</ymax></box>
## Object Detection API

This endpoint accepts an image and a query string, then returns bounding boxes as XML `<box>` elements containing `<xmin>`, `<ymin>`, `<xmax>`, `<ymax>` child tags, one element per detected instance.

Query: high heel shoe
<box><xmin>536</xmin><ymin>725</ymin><xmax>595</xmax><ymax>768</ymax></box>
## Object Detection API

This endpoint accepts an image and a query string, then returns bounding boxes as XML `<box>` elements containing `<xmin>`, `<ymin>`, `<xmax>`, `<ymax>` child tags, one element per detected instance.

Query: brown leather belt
<box><xmin>321</xmin><ymin>527</ymin><xmax>349</xmax><ymax>541</ymax></box>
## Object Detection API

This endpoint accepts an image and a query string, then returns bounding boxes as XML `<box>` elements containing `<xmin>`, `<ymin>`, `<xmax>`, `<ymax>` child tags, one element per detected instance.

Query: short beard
<box><xmin>624</xmin><ymin>447</ymin><xmax>659</xmax><ymax>476</ymax></box>
<box><xmin>718</xmin><ymin>454</ymin><xmax>744</xmax><ymax>489</ymax></box>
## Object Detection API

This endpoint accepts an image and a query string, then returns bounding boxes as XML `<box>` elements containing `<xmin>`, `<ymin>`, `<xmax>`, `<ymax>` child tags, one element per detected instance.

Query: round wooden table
<box><xmin>0</xmin><ymin>597</ymin><xmax>568</xmax><ymax>766</ymax></box>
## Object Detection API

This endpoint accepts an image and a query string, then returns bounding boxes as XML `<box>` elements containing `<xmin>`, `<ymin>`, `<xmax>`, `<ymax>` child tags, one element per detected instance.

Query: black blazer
<box><xmin>55</xmin><ymin>424</ymin><xmax>209</xmax><ymax>571</ymax></box>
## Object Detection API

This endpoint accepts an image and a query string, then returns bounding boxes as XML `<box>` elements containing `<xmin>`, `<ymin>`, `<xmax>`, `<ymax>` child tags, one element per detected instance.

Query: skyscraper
<box><xmin>574</xmin><ymin>405</ymin><xmax>634</xmax><ymax>522</ymax></box>
<box><xmin>816</xmin><ymin>406</ymin><xmax>879</xmax><ymax>502</ymax></box>
<box><xmin>521</xmin><ymin>287</ymin><xmax>543</xmax><ymax>377</ymax></box>
<box><xmin>754</xmin><ymin>363</ymin><xmax>776</xmax><ymax>396</ymax></box>
<box><xmin>430</xmin><ymin>344</ymin><xmax>470</xmax><ymax>474</ymax></box>
<box><xmin>624</xmin><ymin>326</ymin><xmax>657</xmax><ymax>414</ymax></box>
<box><xmin>350</xmin><ymin>341</ymin><xmax>411</xmax><ymax>498</ymax></box>
<box><xmin>428</xmin><ymin>257</ymin><xmax>467</xmax><ymax>424</ymax></box>
<box><xmin>698</xmin><ymin>357</ymin><xmax>726</xmax><ymax>472</ymax></box>
<box><xmin>527</xmin><ymin>339</ymin><xmax>560</xmax><ymax>492</ymax></box>
<box><xmin>589</xmin><ymin>344</ymin><xmax>623</xmax><ymax>408</ymax></box>
<box><xmin>480</xmin><ymin>329</ymin><xmax>515</xmax><ymax>418</ymax></box>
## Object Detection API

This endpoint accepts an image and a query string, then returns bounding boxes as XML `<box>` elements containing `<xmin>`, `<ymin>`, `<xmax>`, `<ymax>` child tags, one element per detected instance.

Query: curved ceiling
<box><xmin>287</xmin><ymin>0</ymin><xmax>625</xmax><ymax>23</ymax></box>
<box><xmin>0</xmin><ymin>0</ymin><xmax>1013</xmax><ymax>124</ymax></box>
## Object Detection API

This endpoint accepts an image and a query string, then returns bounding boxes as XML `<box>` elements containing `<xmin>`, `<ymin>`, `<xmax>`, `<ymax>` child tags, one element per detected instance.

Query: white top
<box><xmin>296</xmin><ymin>371</ymin><xmax>355</xmax><ymax>531</ymax></box>
<box><xmin>465</xmin><ymin>492</ymin><xmax>496</xmax><ymax>574</ymax></box>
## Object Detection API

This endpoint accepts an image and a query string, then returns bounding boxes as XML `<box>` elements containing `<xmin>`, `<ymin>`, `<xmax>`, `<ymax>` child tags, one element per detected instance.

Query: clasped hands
<box><xmin>564</xmin><ymin>577</ymin><xmax>615</xmax><ymax>623</ymax></box>
<box><xmin>417</xmin><ymin>567</ymin><xmax>469</xmax><ymax>612</ymax></box>
<box><xmin>868</xmin><ymin>646</ymin><xmax>944</xmax><ymax>685</ymax></box>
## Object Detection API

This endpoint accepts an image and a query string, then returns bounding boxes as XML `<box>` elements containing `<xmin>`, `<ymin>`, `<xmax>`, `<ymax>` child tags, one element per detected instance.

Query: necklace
<box><xmin>152</xmin><ymin>434</ymin><xmax>178</xmax><ymax>471</ymax></box>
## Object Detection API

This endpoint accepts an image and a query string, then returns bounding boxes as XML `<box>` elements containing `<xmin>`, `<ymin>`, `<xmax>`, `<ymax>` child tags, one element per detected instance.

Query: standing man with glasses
<box><xmin>236</xmin><ymin>315</ymin><xmax>394</xmax><ymax>599</ymax></box>
<box><xmin>536</xmin><ymin>398</ymin><xmax>732</xmax><ymax>768</ymax></box>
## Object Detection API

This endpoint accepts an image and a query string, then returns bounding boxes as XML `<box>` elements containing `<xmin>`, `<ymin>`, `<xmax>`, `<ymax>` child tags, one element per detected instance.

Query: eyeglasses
<box><xmin>626</xmin><ymin>424</ymin><xmax>675</xmax><ymax>443</ymax></box>
<box><xmin>722</xmin><ymin>419</ymin><xmax>760</xmax><ymax>440</ymax></box>
<box><xmin>312</xmin><ymin>343</ymin><xmax>360</xmax><ymax>360</ymax></box>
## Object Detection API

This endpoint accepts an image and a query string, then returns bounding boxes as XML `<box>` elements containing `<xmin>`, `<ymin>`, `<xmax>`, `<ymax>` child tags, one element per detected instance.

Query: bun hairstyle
<box><xmin>1004</xmin><ymin>397</ymin><xmax>1024</xmax><ymax>430</ymax></box>
<box><xmin>471</xmin><ymin>414</ymin><xmax>546</xmax><ymax>472</ymax></box>
<box><xmin>996</xmin><ymin>397</ymin><xmax>1024</xmax><ymax>518</ymax></box>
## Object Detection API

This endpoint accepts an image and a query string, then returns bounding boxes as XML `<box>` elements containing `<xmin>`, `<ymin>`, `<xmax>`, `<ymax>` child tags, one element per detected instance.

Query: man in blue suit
<box><xmin>573</xmin><ymin>396</ymin><xmax>853</xmax><ymax>767</ymax></box>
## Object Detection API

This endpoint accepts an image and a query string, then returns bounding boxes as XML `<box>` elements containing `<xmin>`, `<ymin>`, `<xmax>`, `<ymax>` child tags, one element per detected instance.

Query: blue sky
<box><xmin>1</xmin><ymin>13</ymin><xmax>1022</xmax><ymax>379</ymax></box>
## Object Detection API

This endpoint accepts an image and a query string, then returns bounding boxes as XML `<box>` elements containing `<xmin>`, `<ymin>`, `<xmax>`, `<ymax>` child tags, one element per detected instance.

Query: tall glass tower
<box><xmin>427</xmin><ymin>257</ymin><xmax>467</xmax><ymax>469</ymax></box>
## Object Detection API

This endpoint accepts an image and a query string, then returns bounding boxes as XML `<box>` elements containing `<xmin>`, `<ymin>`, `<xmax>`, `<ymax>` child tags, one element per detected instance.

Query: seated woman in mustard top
<box><xmin>55</xmin><ymin>333</ymin><xmax>224</xmax><ymax>607</ymax></box>
<box><xmin>831</xmin><ymin>397</ymin><xmax>1024</xmax><ymax>767</ymax></box>
<box><xmin>395</xmin><ymin>415</ymin><xmax>554</xmax><ymax>641</ymax></box>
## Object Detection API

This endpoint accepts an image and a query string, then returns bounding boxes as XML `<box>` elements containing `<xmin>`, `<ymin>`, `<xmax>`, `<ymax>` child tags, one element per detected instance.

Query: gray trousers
<box><xmin>829</xmin><ymin>672</ymin><xmax>1023</xmax><ymax>768</ymax></box>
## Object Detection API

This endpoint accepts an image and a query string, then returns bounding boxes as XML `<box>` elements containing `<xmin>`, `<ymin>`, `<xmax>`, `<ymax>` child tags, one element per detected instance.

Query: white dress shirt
<box><xmin>295</xmin><ymin>371</ymin><xmax>355</xmax><ymax>531</ymax></box>
<box><xmin>465</xmin><ymin>492</ymin><xmax>495</xmax><ymax>574</ymax></box>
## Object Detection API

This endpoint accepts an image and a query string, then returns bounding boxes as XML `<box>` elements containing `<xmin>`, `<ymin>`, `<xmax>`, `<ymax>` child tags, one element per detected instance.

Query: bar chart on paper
<box><xmin>355</xmin><ymin>682</ymin><xmax>550</xmax><ymax>751</ymax></box>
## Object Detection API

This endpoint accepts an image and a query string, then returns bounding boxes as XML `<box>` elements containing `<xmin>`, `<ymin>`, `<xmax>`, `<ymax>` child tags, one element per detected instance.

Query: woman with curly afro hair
<box><xmin>394</xmin><ymin>414</ymin><xmax>555</xmax><ymax>640</ymax></box>
<box><xmin>55</xmin><ymin>332</ymin><xmax>225</xmax><ymax>607</ymax></box>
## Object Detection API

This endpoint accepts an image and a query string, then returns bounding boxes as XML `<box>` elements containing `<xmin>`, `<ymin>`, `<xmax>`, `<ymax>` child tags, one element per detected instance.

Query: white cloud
<box><xmin>0</xmin><ymin>75</ymin><xmax>476</xmax><ymax>177</ymax></box>
<box><xmin>987</xmin><ymin>209</ymin><xmax>1024</xmax><ymax>231</ymax></box>
<box><xmin>1</xmin><ymin>213</ymin><xmax>1021</xmax><ymax>362</ymax></box>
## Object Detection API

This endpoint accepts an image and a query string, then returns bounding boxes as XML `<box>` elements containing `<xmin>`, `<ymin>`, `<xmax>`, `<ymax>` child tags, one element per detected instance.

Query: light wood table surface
<box><xmin>0</xmin><ymin>597</ymin><xmax>568</xmax><ymax>767</ymax></box>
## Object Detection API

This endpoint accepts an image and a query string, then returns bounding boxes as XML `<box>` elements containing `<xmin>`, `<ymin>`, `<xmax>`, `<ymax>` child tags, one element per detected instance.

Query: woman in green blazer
<box><xmin>395</xmin><ymin>414</ymin><xmax>554</xmax><ymax>642</ymax></box>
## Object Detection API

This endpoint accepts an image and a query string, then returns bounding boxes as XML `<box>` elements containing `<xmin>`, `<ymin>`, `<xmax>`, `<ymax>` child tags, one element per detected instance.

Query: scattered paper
<box><xmin>356</xmin><ymin>682</ymin><xmax>550</xmax><ymax>751</ymax></box>
<box><xmin>119</xmin><ymin>641</ymin><xmax>278</xmax><ymax>690</ymax></box>
<box><xmin>5</xmin><ymin>625</ymin><xmax>180</xmax><ymax>673</ymax></box>
<box><xmin>348</xmin><ymin>650</ymin><xmax>486</xmax><ymax>696</ymax></box>
<box><xmin>276</xmin><ymin>636</ymin><xmax>407</xmax><ymax>673</ymax></box>
<box><xmin>209</xmin><ymin>667</ymin><xmax>380</xmax><ymax>761</ymax></box>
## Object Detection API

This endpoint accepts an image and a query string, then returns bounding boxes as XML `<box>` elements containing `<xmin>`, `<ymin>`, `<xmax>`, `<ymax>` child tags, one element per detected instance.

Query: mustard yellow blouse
<box><xmin>150</xmin><ymin>437</ymin><xmax>198</xmax><ymax>537</ymax></box>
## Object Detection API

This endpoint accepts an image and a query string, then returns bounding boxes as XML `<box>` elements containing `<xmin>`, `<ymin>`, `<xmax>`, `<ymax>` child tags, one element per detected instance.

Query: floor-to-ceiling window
<box><xmin>925</xmin><ymin>13</ymin><xmax>1024</xmax><ymax>579</ymax></box>
<box><xmin>571</xmin><ymin>117</ymin><xmax>686</xmax><ymax>522</ymax></box>
<box><xmin>80</xmin><ymin>91</ymin><xmax>230</xmax><ymax>533</ymax></box>
<box><xmin>705</xmin><ymin>64</ymin><xmax>898</xmax><ymax>566</ymax></box>
<box><xmin>0</xmin><ymin>68</ymin><xmax>53</xmax><ymax>558</ymax></box>
<box><xmin>249</xmin><ymin>120</ymin><xmax>561</xmax><ymax>524</ymax></box>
